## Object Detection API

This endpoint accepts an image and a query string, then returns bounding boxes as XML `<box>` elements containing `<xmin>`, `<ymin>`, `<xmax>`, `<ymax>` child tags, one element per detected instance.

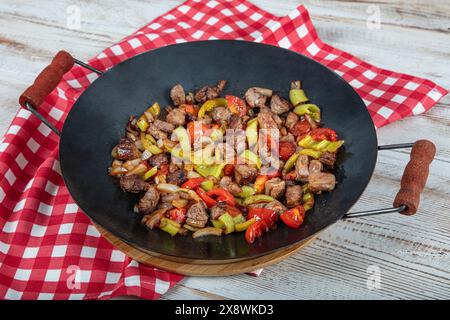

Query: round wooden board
<box><xmin>96</xmin><ymin>224</ymin><xmax>316</xmax><ymax>276</ymax></box>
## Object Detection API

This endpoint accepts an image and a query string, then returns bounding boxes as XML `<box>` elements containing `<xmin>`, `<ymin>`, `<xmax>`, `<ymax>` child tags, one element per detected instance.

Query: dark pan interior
<box><xmin>60</xmin><ymin>40</ymin><xmax>377</xmax><ymax>260</ymax></box>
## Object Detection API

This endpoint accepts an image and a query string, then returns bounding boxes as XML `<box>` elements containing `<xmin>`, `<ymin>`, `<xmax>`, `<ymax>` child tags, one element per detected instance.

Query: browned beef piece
<box><xmin>234</xmin><ymin>165</ymin><xmax>258</xmax><ymax>185</ymax></box>
<box><xmin>115</xmin><ymin>138</ymin><xmax>141</xmax><ymax>161</ymax></box>
<box><xmin>228</xmin><ymin>114</ymin><xmax>244</xmax><ymax>131</ymax></box>
<box><xmin>194</xmin><ymin>80</ymin><xmax>227</xmax><ymax>103</ymax></box>
<box><xmin>219</xmin><ymin>176</ymin><xmax>242</xmax><ymax>196</ymax></box>
<box><xmin>119</xmin><ymin>174</ymin><xmax>149</xmax><ymax>193</ymax></box>
<box><xmin>161</xmin><ymin>193</ymin><xmax>180</xmax><ymax>203</ymax></box>
<box><xmin>295</xmin><ymin>154</ymin><xmax>309</xmax><ymax>182</ymax></box>
<box><xmin>147</xmin><ymin>124</ymin><xmax>168</xmax><ymax>140</ymax></box>
<box><xmin>210</xmin><ymin>106</ymin><xmax>232</xmax><ymax>123</ymax></box>
<box><xmin>167</xmin><ymin>170</ymin><xmax>187</xmax><ymax>186</ymax></box>
<box><xmin>186</xmin><ymin>202</ymin><xmax>209</xmax><ymax>228</ymax></box>
<box><xmin>244</xmin><ymin>87</ymin><xmax>272</xmax><ymax>108</ymax></box>
<box><xmin>170</xmin><ymin>84</ymin><xmax>186</xmax><ymax>106</ymax></box>
<box><xmin>280</xmin><ymin>133</ymin><xmax>296</xmax><ymax>143</ymax></box>
<box><xmin>169</xmin><ymin>162</ymin><xmax>179</xmax><ymax>173</ymax></box>
<box><xmin>257</xmin><ymin>108</ymin><xmax>279</xmax><ymax>130</ymax></box>
<box><xmin>319</xmin><ymin>152</ymin><xmax>337</xmax><ymax>168</ymax></box>
<box><xmin>270</xmin><ymin>94</ymin><xmax>290</xmax><ymax>115</ymax></box>
<box><xmin>138</xmin><ymin>186</ymin><xmax>160</xmax><ymax>214</ymax></box>
<box><xmin>148</xmin><ymin>153</ymin><xmax>169</xmax><ymax>167</ymax></box>
<box><xmin>309</xmin><ymin>172</ymin><xmax>336</xmax><ymax>193</ymax></box>
<box><xmin>166</xmin><ymin>108</ymin><xmax>186</xmax><ymax>127</ymax></box>
<box><xmin>285</xmin><ymin>185</ymin><xmax>303</xmax><ymax>208</ymax></box>
<box><xmin>264</xmin><ymin>200</ymin><xmax>287</xmax><ymax>214</ymax></box>
<box><xmin>309</xmin><ymin>160</ymin><xmax>323</xmax><ymax>174</ymax></box>
<box><xmin>285</xmin><ymin>112</ymin><xmax>299</xmax><ymax>130</ymax></box>
<box><xmin>210</xmin><ymin>203</ymin><xmax>227</xmax><ymax>220</ymax></box>
<box><xmin>153</xmin><ymin>119</ymin><xmax>175</xmax><ymax>133</ymax></box>
<box><xmin>304</xmin><ymin>114</ymin><xmax>318</xmax><ymax>129</ymax></box>
<box><xmin>265</xmin><ymin>178</ymin><xmax>286</xmax><ymax>200</ymax></box>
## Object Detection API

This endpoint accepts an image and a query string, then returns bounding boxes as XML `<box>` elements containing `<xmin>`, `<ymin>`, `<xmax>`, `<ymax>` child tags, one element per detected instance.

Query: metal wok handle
<box><xmin>19</xmin><ymin>50</ymin><xmax>103</xmax><ymax>136</ymax></box>
<box><xmin>344</xmin><ymin>140</ymin><xmax>436</xmax><ymax>219</ymax></box>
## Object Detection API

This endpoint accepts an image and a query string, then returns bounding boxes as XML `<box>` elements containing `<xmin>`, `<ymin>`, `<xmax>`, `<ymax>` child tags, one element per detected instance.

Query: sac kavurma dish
<box><xmin>109</xmin><ymin>80</ymin><xmax>344</xmax><ymax>244</ymax></box>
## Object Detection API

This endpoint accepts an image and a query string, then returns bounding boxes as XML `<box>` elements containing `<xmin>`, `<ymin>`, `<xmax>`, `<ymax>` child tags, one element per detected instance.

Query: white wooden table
<box><xmin>1</xmin><ymin>0</ymin><xmax>449</xmax><ymax>299</ymax></box>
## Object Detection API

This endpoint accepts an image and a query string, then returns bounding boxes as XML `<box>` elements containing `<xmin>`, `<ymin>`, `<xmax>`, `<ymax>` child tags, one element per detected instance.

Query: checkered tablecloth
<box><xmin>0</xmin><ymin>0</ymin><xmax>447</xmax><ymax>300</ymax></box>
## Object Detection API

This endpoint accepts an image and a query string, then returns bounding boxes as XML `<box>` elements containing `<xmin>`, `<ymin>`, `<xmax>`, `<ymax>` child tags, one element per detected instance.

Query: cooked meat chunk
<box><xmin>309</xmin><ymin>160</ymin><xmax>323</xmax><ymax>174</ymax></box>
<box><xmin>280</xmin><ymin>133</ymin><xmax>296</xmax><ymax>143</ymax></box>
<box><xmin>170</xmin><ymin>84</ymin><xmax>186</xmax><ymax>106</ymax></box>
<box><xmin>210</xmin><ymin>203</ymin><xmax>227</xmax><ymax>220</ymax></box>
<box><xmin>138</xmin><ymin>186</ymin><xmax>160</xmax><ymax>214</ymax></box>
<box><xmin>304</xmin><ymin>114</ymin><xmax>318</xmax><ymax>129</ymax></box>
<box><xmin>319</xmin><ymin>152</ymin><xmax>337</xmax><ymax>168</ymax></box>
<box><xmin>234</xmin><ymin>165</ymin><xmax>258</xmax><ymax>185</ymax></box>
<box><xmin>167</xmin><ymin>170</ymin><xmax>187</xmax><ymax>186</ymax></box>
<box><xmin>309</xmin><ymin>172</ymin><xmax>336</xmax><ymax>193</ymax></box>
<box><xmin>166</xmin><ymin>108</ymin><xmax>186</xmax><ymax>127</ymax></box>
<box><xmin>264</xmin><ymin>200</ymin><xmax>287</xmax><ymax>214</ymax></box>
<box><xmin>186</xmin><ymin>202</ymin><xmax>209</xmax><ymax>228</ymax></box>
<box><xmin>270</xmin><ymin>94</ymin><xmax>291</xmax><ymax>115</ymax></box>
<box><xmin>194</xmin><ymin>80</ymin><xmax>227</xmax><ymax>103</ymax></box>
<box><xmin>210</xmin><ymin>106</ymin><xmax>232</xmax><ymax>123</ymax></box>
<box><xmin>228</xmin><ymin>114</ymin><xmax>244</xmax><ymax>131</ymax></box>
<box><xmin>257</xmin><ymin>108</ymin><xmax>279</xmax><ymax>131</ymax></box>
<box><xmin>115</xmin><ymin>138</ymin><xmax>141</xmax><ymax>161</ymax></box>
<box><xmin>285</xmin><ymin>185</ymin><xmax>302</xmax><ymax>208</ymax></box>
<box><xmin>147</xmin><ymin>124</ymin><xmax>168</xmax><ymax>140</ymax></box>
<box><xmin>265</xmin><ymin>178</ymin><xmax>286</xmax><ymax>199</ymax></box>
<box><xmin>244</xmin><ymin>87</ymin><xmax>273</xmax><ymax>108</ymax></box>
<box><xmin>295</xmin><ymin>154</ymin><xmax>309</xmax><ymax>182</ymax></box>
<box><xmin>148</xmin><ymin>153</ymin><xmax>169</xmax><ymax>167</ymax></box>
<box><xmin>161</xmin><ymin>193</ymin><xmax>180</xmax><ymax>203</ymax></box>
<box><xmin>220</xmin><ymin>176</ymin><xmax>242</xmax><ymax>196</ymax></box>
<box><xmin>119</xmin><ymin>174</ymin><xmax>149</xmax><ymax>193</ymax></box>
<box><xmin>285</xmin><ymin>112</ymin><xmax>299</xmax><ymax>130</ymax></box>
<box><xmin>153</xmin><ymin>119</ymin><xmax>175</xmax><ymax>133</ymax></box>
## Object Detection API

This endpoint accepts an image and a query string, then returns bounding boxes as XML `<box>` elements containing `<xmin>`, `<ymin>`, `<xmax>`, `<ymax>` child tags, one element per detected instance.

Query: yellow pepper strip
<box><xmin>159</xmin><ymin>218</ymin><xmax>181</xmax><ymax>236</ymax></box>
<box><xmin>243</xmin><ymin>195</ymin><xmax>275</xmax><ymax>206</ymax></box>
<box><xmin>200</xmin><ymin>179</ymin><xmax>214</xmax><ymax>192</ymax></box>
<box><xmin>232</xmin><ymin>214</ymin><xmax>246</xmax><ymax>225</ymax></box>
<box><xmin>240</xmin><ymin>150</ymin><xmax>262</xmax><ymax>169</ymax></box>
<box><xmin>149</xmin><ymin>102</ymin><xmax>160</xmax><ymax>117</ymax></box>
<box><xmin>293</xmin><ymin>104</ymin><xmax>321</xmax><ymax>122</ymax></box>
<box><xmin>289</xmin><ymin>89</ymin><xmax>308</xmax><ymax>107</ymax></box>
<box><xmin>183</xmin><ymin>224</ymin><xmax>200</xmax><ymax>232</ymax></box>
<box><xmin>235</xmin><ymin>218</ymin><xmax>256</xmax><ymax>232</ymax></box>
<box><xmin>246</xmin><ymin>118</ymin><xmax>258</xmax><ymax>150</ymax></box>
<box><xmin>143</xmin><ymin>166</ymin><xmax>158</xmax><ymax>181</ymax></box>
<box><xmin>283</xmin><ymin>151</ymin><xmax>301</xmax><ymax>173</ymax></box>
<box><xmin>198</xmin><ymin>98</ymin><xmax>227</xmax><ymax>118</ymax></box>
<box><xmin>299</xmin><ymin>149</ymin><xmax>322</xmax><ymax>159</ymax></box>
<box><xmin>303</xmin><ymin>192</ymin><xmax>315</xmax><ymax>211</ymax></box>
<box><xmin>137</xmin><ymin>116</ymin><xmax>149</xmax><ymax>132</ymax></box>
<box><xmin>237</xmin><ymin>186</ymin><xmax>256</xmax><ymax>198</ymax></box>
<box><xmin>218</xmin><ymin>213</ymin><xmax>235</xmax><ymax>234</ymax></box>
<box><xmin>211</xmin><ymin>219</ymin><xmax>225</xmax><ymax>229</ymax></box>
<box><xmin>192</xmin><ymin>227</ymin><xmax>223</xmax><ymax>238</ymax></box>
<box><xmin>326</xmin><ymin>140</ymin><xmax>345</xmax><ymax>153</ymax></box>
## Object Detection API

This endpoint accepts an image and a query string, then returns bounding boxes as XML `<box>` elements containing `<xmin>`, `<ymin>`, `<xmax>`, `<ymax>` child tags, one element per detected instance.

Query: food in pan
<box><xmin>109</xmin><ymin>80</ymin><xmax>344</xmax><ymax>244</ymax></box>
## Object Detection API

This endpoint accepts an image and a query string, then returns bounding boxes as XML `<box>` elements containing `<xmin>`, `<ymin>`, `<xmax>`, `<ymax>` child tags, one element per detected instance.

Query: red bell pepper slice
<box><xmin>280</xmin><ymin>206</ymin><xmax>305</xmax><ymax>229</ymax></box>
<box><xmin>167</xmin><ymin>208</ymin><xmax>187</xmax><ymax>224</ymax></box>
<box><xmin>245</xmin><ymin>220</ymin><xmax>272</xmax><ymax>244</ymax></box>
<box><xmin>309</xmin><ymin>128</ymin><xmax>337</xmax><ymax>142</ymax></box>
<box><xmin>207</xmin><ymin>188</ymin><xmax>236</xmax><ymax>206</ymax></box>
<box><xmin>195</xmin><ymin>187</ymin><xmax>217</xmax><ymax>208</ymax></box>
<box><xmin>279</xmin><ymin>141</ymin><xmax>297</xmax><ymax>161</ymax></box>
<box><xmin>181</xmin><ymin>177</ymin><xmax>206</xmax><ymax>190</ymax></box>
<box><xmin>247</xmin><ymin>207</ymin><xmax>278</xmax><ymax>225</ymax></box>
<box><xmin>225</xmin><ymin>95</ymin><xmax>247</xmax><ymax>117</ymax></box>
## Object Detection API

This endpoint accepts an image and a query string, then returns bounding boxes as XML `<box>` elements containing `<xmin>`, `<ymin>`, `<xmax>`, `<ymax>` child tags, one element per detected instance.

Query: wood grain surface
<box><xmin>0</xmin><ymin>0</ymin><xmax>449</xmax><ymax>299</ymax></box>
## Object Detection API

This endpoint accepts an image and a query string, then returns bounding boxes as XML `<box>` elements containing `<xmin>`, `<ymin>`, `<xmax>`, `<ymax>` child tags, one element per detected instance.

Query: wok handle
<box><xmin>393</xmin><ymin>140</ymin><xmax>436</xmax><ymax>215</ymax></box>
<box><xmin>19</xmin><ymin>50</ymin><xmax>74</xmax><ymax>109</ymax></box>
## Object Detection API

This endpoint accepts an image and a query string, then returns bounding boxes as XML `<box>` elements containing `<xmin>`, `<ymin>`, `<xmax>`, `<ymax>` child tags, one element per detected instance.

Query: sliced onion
<box><xmin>172</xmin><ymin>198</ymin><xmax>189</xmax><ymax>209</ymax></box>
<box><xmin>112</xmin><ymin>160</ymin><xmax>123</xmax><ymax>168</ymax></box>
<box><xmin>157</xmin><ymin>138</ymin><xmax>164</xmax><ymax>148</ymax></box>
<box><xmin>142</xmin><ymin>209</ymin><xmax>168</xmax><ymax>229</ymax></box>
<box><xmin>154</xmin><ymin>175</ymin><xmax>166</xmax><ymax>184</ymax></box>
<box><xmin>123</xmin><ymin>159</ymin><xmax>141</xmax><ymax>170</ymax></box>
<box><xmin>127</xmin><ymin>132</ymin><xmax>137</xmax><ymax>142</ymax></box>
<box><xmin>192</xmin><ymin>227</ymin><xmax>223</xmax><ymax>238</ymax></box>
<box><xmin>186</xmin><ymin>170</ymin><xmax>201</xmax><ymax>179</ymax></box>
<box><xmin>126</xmin><ymin>163</ymin><xmax>147</xmax><ymax>176</ymax></box>
<box><xmin>156</xmin><ymin>183</ymin><xmax>180</xmax><ymax>193</ymax></box>
<box><xmin>178</xmin><ymin>188</ymin><xmax>202</xmax><ymax>202</ymax></box>
<box><xmin>141</xmin><ymin>149</ymin><xmax>152</xmax><ymax>161</ymax></box>
<box><xmin>109</xmin><ymin>166</ymin><xmax>127</xmax><ymax>176</ymax></box>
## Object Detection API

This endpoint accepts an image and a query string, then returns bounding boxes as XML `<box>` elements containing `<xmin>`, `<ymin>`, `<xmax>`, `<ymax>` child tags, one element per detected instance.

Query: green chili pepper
<box><xmin>200</xmin><ymin>179</ymin><xmax>214</xmax><ymax>192</ymax></box>
<box><xmin>194</xmin><ymin>163</ymin><xmax>226</xmax><ymax>179</ymax></box>
<box><xmin>183</xmin><ymin>224</ymin><xmax>201</xmax><ymax>232</ymax></box>
<box><xmin>243</xmin><ymin>195</ymin><xmax>275</xmax><ymax>206</ymax></box>
<box><xmin>303</xmin><ymin>192</ymin><xmax>314</xmax><ymax>211</ymax></box>
<box><xmin>246</xmin><ymin>118</ymin><xmax>258</xmax><ymax>150</ymax></box>
<box><xmin>235</xmin><ymin>218</ymin><xmax>256</xmax><ymax>232</ymax></box>
<box><xmin>137</xmin><ymin>116</ymin><xmax>149</xmax><ymax>132</ymax></box>
<box><xmin>237</xmin><ymin>186</ymin><xmax>256</xmax><ymax>198</ymax></box>
<box><xmin>218</xmin><ymin>213</ymin><xmax>235</xmax><ymax>234</ymax></box>
<box><xmin>232</xmin><ymin>214</ymin><xmax>246</xmax><ymax>225</ymax></box>
<box><xmin>326</xmin><ymin>140</ymin><xmax>345</xmax><ymax>153</ymax></box>
<box><xmin>143</xmin><ymin>166</ymin><xmax>158</xmax><ymax>181</ymax></box>
<box><xmin>289</xmin><ymin>89</ymin><xmax>309</xmax><ymax>107</ymax></box>
<box><xmin>283</xmin><ymin>151</ymin><xmax>301</xmax><ymax>173</ymax></box>
<box><xmin>293</xmin><ymin>104</ymin><xmax>321</xmax><ymax>121</ymax></box>
<box><xmin>299</xmin><ymin>149</ymin><xmax>322</xmax><ymax>159</ymax></box>
<box><xmin>198</xmin><ymin>98</ymin><xmax>227</xmax><ymax>118</ymax></box>
<box><xmin>240</xmin><ymin>150</ymin><xmax>262</xmax><ymax>169</ymax></box>
<box><xmin>211</xmin><ymin>219</ymin><xmax>225</xmax><ymax>229</ymax></box>
<box><xmin>159</xmin><ymin>218</ymin><xmax>181</xmax><ymax>236</ymax></box>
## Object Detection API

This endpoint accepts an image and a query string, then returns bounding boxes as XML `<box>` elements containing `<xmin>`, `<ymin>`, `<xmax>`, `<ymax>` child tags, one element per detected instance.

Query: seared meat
<box><xmin>138</xmin><ymin>186</ymin><xmax>160</xmax><ymax>214</ymax></box>
<box><xmin>309</xmin><ymin>160</ymin><xmax>323</xmax><ymax>174</ymax></box>
<box><xmin>148</xmin><ymin>153</ymin><xmax>169</xmax><ymax>167</ymax></box>
<box><xmin>305</xmin><ymin>114</ymin><xmax>319</xmax><ymax>129</ymax></box>
<box><xmin>285</xmin><ymin>112</ymin><xmax>299</xmax><ymax>130</ymax></box>
<box><xmin>210</xmin><ymin>203</ymin><xmax>227</xmax><ymax>220</ymax></box>
<box><xmin>115</xmin><ymin>138</ymin><xmax>141</xmax><ymax>161</ymax></box>
<box><xmin>295</xmin><ymin>154</ymin><xmax>309</xmax><ymax>182</ymax></box>
<box><xmin>257</xmin><ymin>108</ymin><xmax>279</xmax><ymax>130</ymax></box>
<box><xmin>285</xmin><ymin>185</ymin><xmax>303</xmax><ymax>208</ymax></box>
<box><xmin>186</xmin><ymin>202</ymin><xmax>209</xmax><ymax>228</ymax></box>
<box><xmin>147</xmin><ymin>124</ymin><xmax>168</xmax><ymax>140</ymax></box>
<box><xmin>319</xmin><ymin>152</ymin><xmax>337</xmax><ymax>168</ymax></box>
<box><xmin>161</xmin><ymin>193</ymin><xmax>180</xmax><ymax>203</ymax></box>
<box><xmin>228</xmin><ymin>114</ymin><xmax>244</xmax><ymax>131</ymax></box>
<box><xmin>264</xmin><ymin>200</ymin><xmax>287</xmax><ymax>214</ymax></box>
<box><xmin>270</xmin><ymin>94</ymin><xmax>291</xmax><ymax>115</ymax></box>
<box><xmin>170</xmin><ymin>84</ymin><xmax>186</xmax><ymax>106</ymax></box>
<box><xmin>220</xmin><ymin>176</ymin><xmax>242</xmax><ymax>196</ymax></box>
<box><xmin>194</xmin><ymin>80</ymin><xmax>227</xmax><ymax>103</ymax></box>
<box><xmin>280</xmin><ymin>133</ymin><xmax>296</xmax><ymax>143</ymax></box>
<box><xmin>120</xmin><ymin>174</ymin><xmax>149</xmax><ymax>193</ymax></box>
<box><xmin>244</xmin><ymin>87</ymin><xmax>272</xmax><ymax>108</ymax></box>
<box><xmin>309</xmin><ymin>172</ymin><xmax>336</xmax><ymax>193</ymax></box>
<box><xmin>166</xmin><ymin>108</ymin><xmax>186</xmax><ymax>127</ymax></box>
<box><xmin>234</xmin><ymin>165</ymin><xmax>258</xmax><ymax>185</ymax></box>
<box><xmin>210</xmin><ymin>106</ymin><xmax>232</xmax><ymax>123</ymax></box>
<box><xmin>153</xmin><ymin>119</ymin><xmax>175</xmax><ymax>133</ymax></box>
<box><xmin>167</xmin><ymin>170</ymin><xmax>187</xmax><ymax>186</ymax></box>
<box><xmin>265</xmin><ymin>178</ymin><xmax>286</xmax><ymax>199</ymax></box>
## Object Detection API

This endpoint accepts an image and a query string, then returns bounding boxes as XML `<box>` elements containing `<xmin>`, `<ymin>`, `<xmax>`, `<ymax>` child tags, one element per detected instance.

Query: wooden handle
<box><xmin>19</xmin><ymin>50</ymin><xmax>74</xmax><ymax>109</ymax></box>
<box><xmin>393</xmin><ymin>140</ymin><xmax>436</xmax><ymax>215</ymax></box>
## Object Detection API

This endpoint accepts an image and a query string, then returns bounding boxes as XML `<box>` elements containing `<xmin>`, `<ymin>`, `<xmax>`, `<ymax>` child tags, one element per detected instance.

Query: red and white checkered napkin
<box><xmin>0</xmin><ymin>0</ymin><xmax>447</xmax><ymax>300</ymax></box>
